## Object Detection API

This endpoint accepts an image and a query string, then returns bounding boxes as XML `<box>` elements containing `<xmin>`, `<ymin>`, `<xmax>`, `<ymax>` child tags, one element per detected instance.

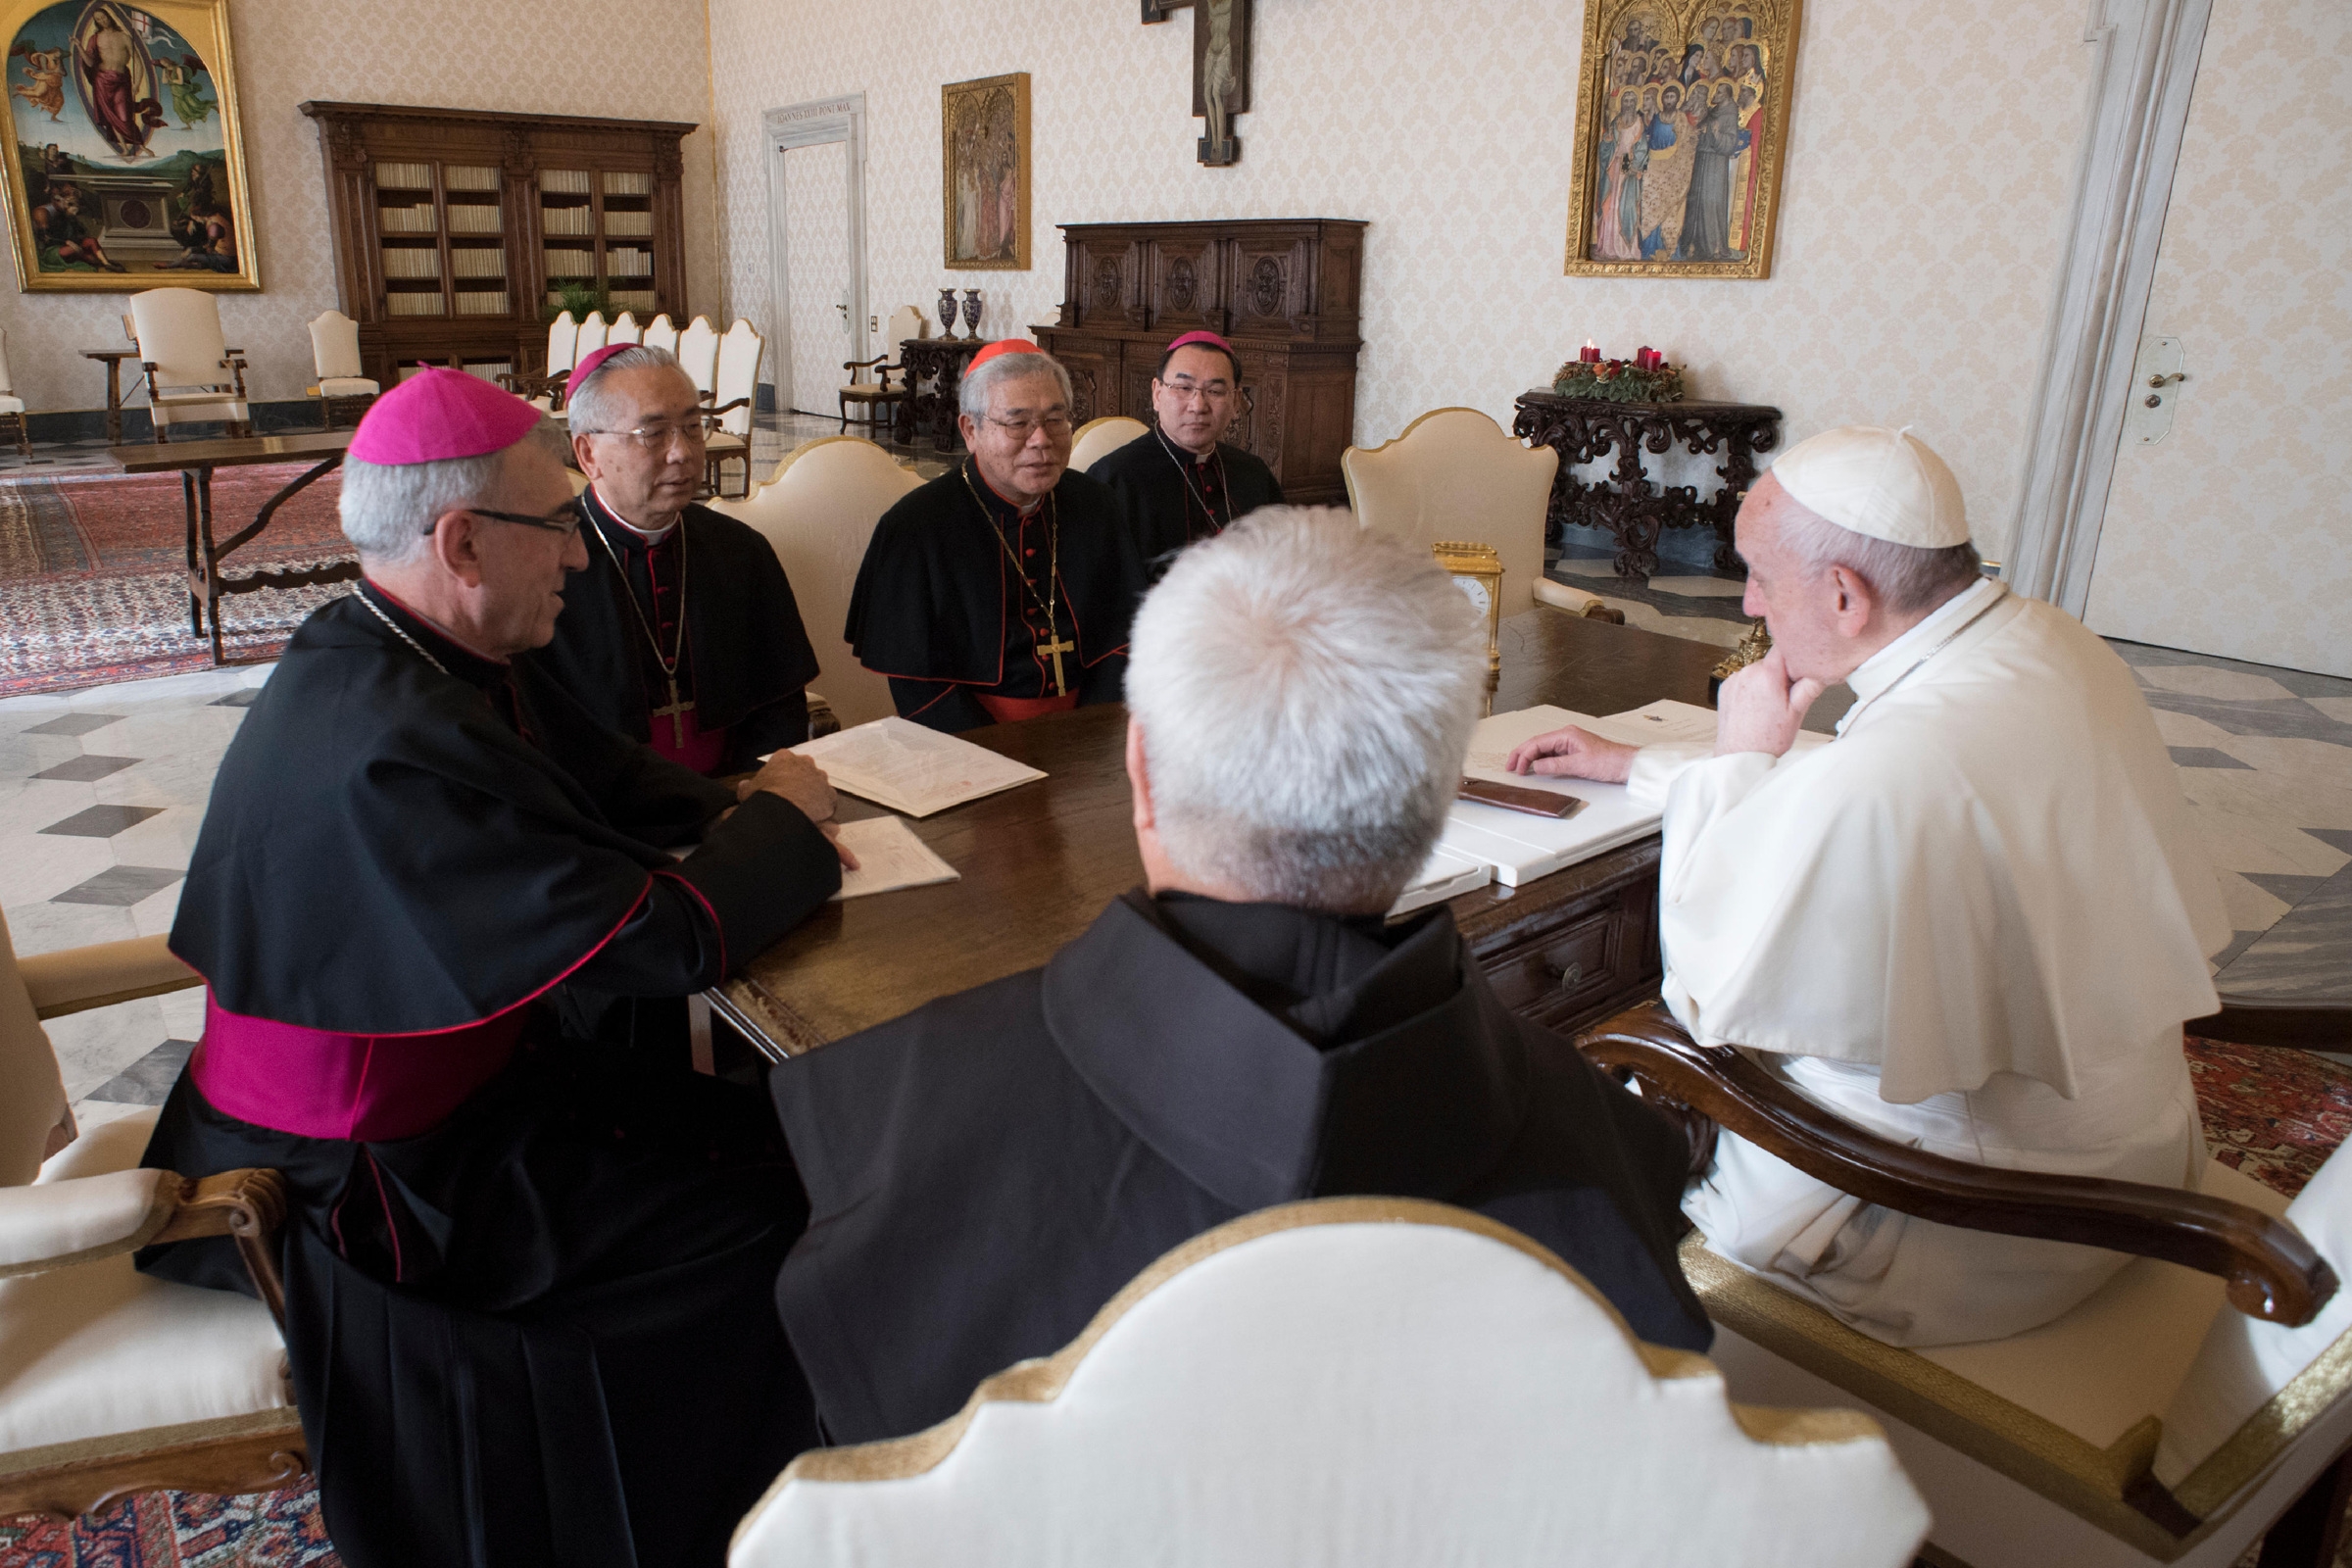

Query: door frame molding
<box><xmin>763</xmin><ymin>93</ymin><xmax>866</xmax><ymax>416</ymax></box>
<box><xmin>2004</xmin><ymin>0</ymin><xmax>2211</xmax><ymax>613</ymax></box>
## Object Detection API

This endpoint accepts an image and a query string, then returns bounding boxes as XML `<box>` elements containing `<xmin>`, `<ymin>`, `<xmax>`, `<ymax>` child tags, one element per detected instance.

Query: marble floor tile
<box><xmin>2170</xmin><ymin>747</ymin><xmax>2253</xmax><ymax>771</ymax></box>
<box><xmin>83</xmin><ymin>1039</ymin><xmax>195</xmax><ymax>1105</ymax></box>
<box><xmin>158</xmin><ymin>985</ymin><xmax>206</xmax><ymax>1039</ymax></box>
<box><xmin>0</xmin><ymin>778</ymin><xmax>97</xmax><ymax>837</ymax></box>
<box><xmin>2213</xmin><ymin>868</ymin><xmax>2292</xmax><ymax>932</ymax></box>
<box><xmin>38</xmin><ymin>803</ymin><xmax>167</xmax><ymax>837</ymax></box>
<box><xmin>2185</xmin><ymin>804</ymin><xmax>2351</xmax><ymax>879</ymax></box>
<box><xmin>129</xmin><ymin>882</ymin><xmax>185</xmax><ymax>939</ymax></box>
<box><xmin>2309</xmin><ymin>698</ymin><xmax>2352</xmax><ymax>725</ymax></box>
<box><xmin>22</xmin><ymin>712</ymin><xmax>126</xmax><ymax>737</ymax></box>
<box><xmin>52</xmin><ymin>864</ymin><xmax>185</xmax><ymax>906</ymax></box>
<box><xmin>30</xmin><ymin>754</ymin><xmax>139</xmax><ymax>783</ymax></box>
<box><xmin>1646</xmin><ymin>575</ymin><xmax>1749</xmax><ymax>599</ymax></box>
<box><xmin>2216</xmin><ymin>866</ymin><xmax>2352</xmax><ymax>998</ymax></box>
<box><xmin>2141</xmin><ymin>692</ymin><xmax>2352</xmax><ymax>748</ymax></box>
<box><xmin>1587</xmin><ymin>597</ymin><xmax>1752</xmax><ymax>649</ymax></box>
<box><xmin>2137</xmin><ymin>665</ymin><xmax>2303</xmax><ymax>702</ymax></box>
<box><xmin>73</xmin><ymin>1099</ymin><xmax>157</xmax><ymax>1133</ymax></box>
<box><xmin>2178</xmin><ymin>768</ymin><xmax>2352</xmax><ymax>835</ymax></box>
<box><xmin>107</xmin><ymin>808</ymin><xmax>205</xmax><ymax>871</ymax></box>
<box><xmin>3</xmin><ymin>897</ymin><xmax>139</xmax><ymax>957</ymax></box>
<box><xmin>0</xmin><ymin>831</ymin><xmax>118</xmax><ymax>904</ymax></box>
<box><xmin>2198</xmin><ymin>735</ymin><xmax>2352</xmax><ymax>793</ymax></box>
<box><xmin>45</xmin><ymin>994</ymin><xmax>172</xmax><ymax>1102</ymax></box>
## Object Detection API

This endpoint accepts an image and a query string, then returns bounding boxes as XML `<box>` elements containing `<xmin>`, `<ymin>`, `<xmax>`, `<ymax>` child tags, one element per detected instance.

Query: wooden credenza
<box><xmin>1033</xmin><ymin>218</ymin><xmax>1365</xmax><ymax>505</ymax></box>
<box><xmin>298</xmin><ymin>102</ymin><xmax>697</xmax><ymax>390</ymax></box>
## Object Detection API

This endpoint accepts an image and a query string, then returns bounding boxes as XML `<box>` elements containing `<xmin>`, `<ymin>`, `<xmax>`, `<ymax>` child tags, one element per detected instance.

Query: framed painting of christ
<box><xmin>1564</xmin><ymin>0</ymin><xmax>1798</xmax><ymax>279</ymax></box>
<box><xmin>0</xmin><ymin>0</ymin><xmax>257</xmax><ymax>291</ymax></box>
<box><xmin>942</xmin><ymin>72</ymin><xmax>1029</xmax><ymax>270</ymax></box>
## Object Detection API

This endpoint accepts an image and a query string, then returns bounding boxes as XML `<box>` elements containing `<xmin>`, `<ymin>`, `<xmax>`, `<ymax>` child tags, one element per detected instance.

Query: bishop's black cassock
<box><xmin>772</xmin><ymin>891</ymin><xmax>1711</xmax><ymax>1445</ymax></box>
<box><xmin>845</xmin><ymin>463</ymin><xmax>1144</xmax><ymax>732</ymax></box>
<box><xmin>1088</xmin><ymin>426</ymin><xmax>1284</xmax><ymax>574</ymax></box>
<box><xmin>137</xmin><ymin>586</ymin><xmax>841</xmax><ymax>1568</ymax></box>
<box><xmin>533</xmin><ymin>485</ymin><xmax>821</xmax><ymax>776</ymax></box>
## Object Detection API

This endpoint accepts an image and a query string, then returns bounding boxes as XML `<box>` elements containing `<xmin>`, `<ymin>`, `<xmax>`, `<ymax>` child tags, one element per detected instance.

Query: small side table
<box><xmin>80</xmin><ymin>348</ymin><xmax>140</xmax><ymax>445</ymax></box>
<box><xmin>896</xmin><ymin>337</ymin><xmax>986</xmax><ymax>452</ymax></box>
<box><xmin>1512</xmin><ymin>391</ymin><xmax>1782</xmax><ymax>580</ymax></box>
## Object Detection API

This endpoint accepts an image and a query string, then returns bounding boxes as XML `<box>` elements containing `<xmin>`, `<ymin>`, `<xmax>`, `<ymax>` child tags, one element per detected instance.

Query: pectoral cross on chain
<box><xmin>1037</xmin><ymin>633</ymin><xmax>1075</xmax><ymax>697</ymax></box>
<box><xmin>652</xmin><ymin>678</ymin><xmax>695</xmax><ymax>748</ymax></box>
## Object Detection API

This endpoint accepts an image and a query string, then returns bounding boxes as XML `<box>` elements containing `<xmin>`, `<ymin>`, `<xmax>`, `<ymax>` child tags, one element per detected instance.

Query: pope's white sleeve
<box><xmin>1624</xmin><ymin>743</ymin><xmax>1719</xmax><ymax>808</ymax></box>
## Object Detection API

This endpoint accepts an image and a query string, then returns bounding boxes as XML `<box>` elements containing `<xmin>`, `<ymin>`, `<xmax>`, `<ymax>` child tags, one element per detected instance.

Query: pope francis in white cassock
<box><xmin>1507</xmin><ymin>424</ymin><xmax>2230</xmax><ymax>1348</ymax></box>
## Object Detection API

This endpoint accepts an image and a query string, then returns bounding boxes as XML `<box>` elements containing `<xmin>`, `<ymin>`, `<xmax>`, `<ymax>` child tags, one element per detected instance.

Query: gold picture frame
<box><xmin>0</xmin><ymin>0</ymin><xmax>258</xmax><ymax>291</ymax></box>
<box><xmin>1564</xmin><ymin>0</ymin><xmax>1798</xmax><ymax>279</ymax></box>
<box><xmin>942</xmin><ymin>72</ymin><xmax>1028</xmax><ymax>271</ymax></box>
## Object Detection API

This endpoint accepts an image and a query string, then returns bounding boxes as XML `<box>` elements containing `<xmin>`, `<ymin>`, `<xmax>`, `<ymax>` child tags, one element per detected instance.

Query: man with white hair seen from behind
<box><xmin>1505</xmin><ymin>425</ymin><xmax>2230</xmax><ymax>1348</ymax></box>
<box><xmin>133</xmin><ymin>368</ymin><xmax>853</xmax><ymax>1566</ymax></box>
<box><xmin>772</xmin><ymin>509</ymin><xmax>1711</xmax><ymax>1447</ymax></box>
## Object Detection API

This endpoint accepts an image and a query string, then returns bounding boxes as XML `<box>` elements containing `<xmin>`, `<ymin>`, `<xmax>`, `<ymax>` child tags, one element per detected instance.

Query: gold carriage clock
<box><xmin>1432</xmin><ymin>541</ymin><xmax>1504</xmax><ymax>715</ymax></box>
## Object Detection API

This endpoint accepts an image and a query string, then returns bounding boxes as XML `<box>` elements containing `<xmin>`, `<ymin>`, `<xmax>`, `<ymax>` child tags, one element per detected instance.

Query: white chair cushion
<box><xmin>0</xmin><ymin>396</ymin><xmax>23</xmax><ymax>416</ymax></box>
<box><xmin>2159</xmin><ymin>1144</ymin><xmax>2352</xmax><ymax>1484</ymax></box>
<box><xmin>0</xmin><ymin>1167</ymin><xmax>169</xmax><ymax>1274</ymax></box>
<box><xmin>0</xmin><ymin>1112</ymin><xmax>288</xmax><ymax>1458</ymax></box>
<box><xmin>317</xmin><ymin>377</ymin><xmax>378</xmax><ymax>398</ymax></box>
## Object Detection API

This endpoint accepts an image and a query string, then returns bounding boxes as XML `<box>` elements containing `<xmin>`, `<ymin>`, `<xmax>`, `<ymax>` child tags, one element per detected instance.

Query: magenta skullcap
<box><xmin>565</xmin><ymin>342</ymin><xmax>635</xmax><ymax>397</ymax></box>
<box><xmin>346</xmin><ymin>368</ymin><xmax>543</xmax><ymax>466</ymax></box>
<box><xmin>1164</xmin><ymin>329</ymin><xmax>1235</xmax><ymax>357</ymax></box>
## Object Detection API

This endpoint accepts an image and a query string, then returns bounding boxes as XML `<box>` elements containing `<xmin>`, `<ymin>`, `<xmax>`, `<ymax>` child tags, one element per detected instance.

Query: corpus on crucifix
<box><xmin>1141</xmin><ymin>0</ymin><xmax>1251</xmax><ymax>166</ymax></box>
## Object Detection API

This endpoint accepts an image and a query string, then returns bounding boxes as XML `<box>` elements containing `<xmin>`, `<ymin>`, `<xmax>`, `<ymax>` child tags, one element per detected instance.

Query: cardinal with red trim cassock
<box><xmin>134</xmin><ymin>370</ymin><xmax>852</xmax><ymax>1568</ymax></box>
<box><xmin>846</xmin><ymin>340</ymin><xmax>1146</xmax><ymax>732</ymax></box>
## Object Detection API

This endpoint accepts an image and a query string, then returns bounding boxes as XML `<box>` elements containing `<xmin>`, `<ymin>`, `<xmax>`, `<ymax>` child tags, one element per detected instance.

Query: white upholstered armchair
<box><xmin>126</xmin><ymin>288</ymin><xmax>249</xmax><ymax>444</ymax></box>
<box><xmin>730</xmin><ymin>1199</ymin><xmax>1929</xmax><ymax>1567</ymax></box>
<box><xmin>304</xmin><ymin>310</ymin><xmax>378</xmax><ymax>432</ymax></box>
<box><xmin>0</xmin><ymin>912</ymin><xmax>302</xmax><ymax>1523</ymax></box>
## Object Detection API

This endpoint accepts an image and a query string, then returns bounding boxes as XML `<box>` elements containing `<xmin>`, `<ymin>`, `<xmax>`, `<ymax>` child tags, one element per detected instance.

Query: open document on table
<box><xmin>1438</xmin><ymin>701</ymin><xmax>1828</xmax><ymax>886</ymax></box>
<box><xmin>789</xmin><ymin>716</ymin><xmax>1046</xmax><ymax>817</ymax></box>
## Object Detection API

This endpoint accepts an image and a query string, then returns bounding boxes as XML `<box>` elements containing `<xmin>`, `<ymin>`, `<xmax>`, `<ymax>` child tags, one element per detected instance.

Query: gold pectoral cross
<box><xmin>1037</xmin><ymin>634</ymin><xmax>1075</xmax><ymax>697</ymax></box>
<box><xmin>652</xmin><ymin>677</ymin><xmax>696</xmax><ymax>748</ymax></box>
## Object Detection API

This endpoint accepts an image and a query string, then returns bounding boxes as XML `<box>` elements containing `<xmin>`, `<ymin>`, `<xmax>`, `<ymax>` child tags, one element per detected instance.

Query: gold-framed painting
<box><xmin>0</xmin><ymin>0</ymin><xmax>257</xmax><ymax>291</ymax></box>
<box><xmin>1564</xmin><ymin>0</ymin><xmax>1798</xmax><ymax>279</ymax></box>
<box><xmin>943</xmin><ymin>72</ymin><xmax>1028</xmax><ymax>270</ymax></box>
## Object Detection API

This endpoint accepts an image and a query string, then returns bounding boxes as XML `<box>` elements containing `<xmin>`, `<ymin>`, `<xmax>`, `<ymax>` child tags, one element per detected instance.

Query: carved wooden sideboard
<box><xmin>1033</xmin><ymin>218</ymin><xmax>1365</xmax><ymax>505</ymax></box>
<box><xmin>298</xmin><ymin>102</ymin><xmax>696</xmax><ymax>390</ymax></box>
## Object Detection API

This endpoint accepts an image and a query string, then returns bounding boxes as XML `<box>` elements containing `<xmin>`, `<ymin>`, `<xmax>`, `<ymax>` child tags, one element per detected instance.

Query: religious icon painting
<box><xmin>0</xmin><ymin>0</ymin><xmax>256</xmax><ymax>290</ymax></box>
<box><xmin>1564</xmin><ymin>0</ymin><xmax>1797</xmax><ymax>279</ymax></box>
<box><xmin>942</xmin><ymin>72</ymin><xmax>1030</xmax><ymax>270</ymax></box>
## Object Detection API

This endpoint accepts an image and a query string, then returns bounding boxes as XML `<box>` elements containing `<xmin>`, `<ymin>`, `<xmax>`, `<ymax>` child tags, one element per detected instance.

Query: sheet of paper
<box><xmin>791</xmin><ymin>716</ymin><xmax>1046</xmax><ymax>817</ymax></box>
<box><xmin>1578</xmin><ymin>698</ymin><xmax>1832</xmax><ymax>755</ymax></box>
<box><xmin>827</xmin><ymin>815</ymin><xmax>960</xmax><ymax>902</ymax></box>
<box><xmin>1387</xmin><ymin>842</ymin><xmax>1494</xmax><ymax>917</ymax></box>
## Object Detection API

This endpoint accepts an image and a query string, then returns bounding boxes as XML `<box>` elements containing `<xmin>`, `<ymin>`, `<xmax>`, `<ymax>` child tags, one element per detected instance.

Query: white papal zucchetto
<box><xmin>1769</xmin><ymin>424</ymin><xmax>1971</xmax><ymax>550</ymax></box>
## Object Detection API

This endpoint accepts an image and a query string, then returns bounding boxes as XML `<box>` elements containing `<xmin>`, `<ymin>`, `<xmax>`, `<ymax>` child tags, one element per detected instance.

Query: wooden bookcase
<box><xmin>1033</xmin><ymin>218</ymin><xmax>1366</xmax><ymax>505</ymax></box>
<box><xmin>298</xmin><ymin>102</ymin><xmax>696</xmax><ymax>387</ymax></box>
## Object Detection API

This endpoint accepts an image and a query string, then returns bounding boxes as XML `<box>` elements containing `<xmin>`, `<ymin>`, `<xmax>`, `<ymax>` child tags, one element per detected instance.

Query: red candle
<box><xmin>1580</xmin><ymin>340</ymin><xmax>1601</xmax><ymax>364</ymax></box>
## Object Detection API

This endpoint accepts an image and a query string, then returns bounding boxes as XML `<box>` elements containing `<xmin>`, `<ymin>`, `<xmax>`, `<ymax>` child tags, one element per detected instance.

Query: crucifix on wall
<box><xmin>1141</xmin><ymin>0</ymin><xmax>1251</xmax><ymax>167</ymax></box>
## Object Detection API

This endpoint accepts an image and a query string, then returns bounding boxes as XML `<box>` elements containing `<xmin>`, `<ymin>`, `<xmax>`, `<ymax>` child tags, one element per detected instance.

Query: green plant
<box><xmin>544</xmin><ymin>280</ymin><xmax>611</xmax><ymax>323</ymax></box>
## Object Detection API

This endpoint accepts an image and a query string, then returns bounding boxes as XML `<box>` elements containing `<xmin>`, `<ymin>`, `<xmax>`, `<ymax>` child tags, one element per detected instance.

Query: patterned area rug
<box><xmin>0</xmin><ymin>1487</ymin><xmax>338</xmax><ymax>1566</ymax></box>
<box><xmin>0</xmin><ymin>465</ymin><xmax>351</xmax><ymax>697</ymax></box>
<box><xmin>2188</xmin><ymin>1035</ymin><xmax>2352</xmax><ymax>1199</ymax></box>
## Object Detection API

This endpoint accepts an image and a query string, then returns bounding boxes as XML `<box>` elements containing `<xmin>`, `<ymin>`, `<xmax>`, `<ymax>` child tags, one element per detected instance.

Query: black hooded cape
<box><xmin>844</xmin><ymin>464</ymin><xmax>1144</xmax><ymax>732</ymax></box>
<box><xmin>139</xmin><ymin>588</ymin><xmax>841</xmax><ymax>1568</ymax></box>
<box><xmin>532</xmin><ymin>489</ymin><xmax>820</xmax><ymax>772</ymax></box>
<box><xmin>1087</xmin><ymin>428</ymin><xmax>1284</xmax><ymax>572</ymax></box>
<box><xmin>771</xmin><ymin>891</ymin><xmax>1710</xmax><ymax>1446</ymax></box>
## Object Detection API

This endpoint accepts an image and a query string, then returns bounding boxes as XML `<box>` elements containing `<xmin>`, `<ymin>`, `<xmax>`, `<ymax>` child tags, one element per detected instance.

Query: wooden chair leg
<box><xmin>2256</xmin><ymin>1446</ymin><xmax>2352</xmax><ymax>1568</ymax></box>
<box><xmin>839</xmin><ymin>394</ymin><xmax>851</xmax><ymax>433</ymax></box>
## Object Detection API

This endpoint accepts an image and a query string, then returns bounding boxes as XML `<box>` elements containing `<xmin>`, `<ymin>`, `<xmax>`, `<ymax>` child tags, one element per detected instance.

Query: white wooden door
<box><xmin>780</xmin><ymin>141</ymin><xmax>851</xmax><ymax>417</ymax></box>
<box><xmin>2080</xmin><ymin>0</ymin><xmax>2352</xmax><ymax>677</ymax></box>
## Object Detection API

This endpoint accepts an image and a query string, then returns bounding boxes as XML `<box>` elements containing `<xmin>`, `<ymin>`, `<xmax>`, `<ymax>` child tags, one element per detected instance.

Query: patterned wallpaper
<box><xmin>0</xmin><ymin>0</ymin><xmax>719</xmax><ymax>406</ymax></box>
<box><xmin>703</xmin><ymin>0</ymin><xmax>2096</xmax><ymax>562</ymax></box>
<box><xmin>2082</xmin><ymin>0</ymin><xmax>2351</xmax><ymax>678</ymax></box>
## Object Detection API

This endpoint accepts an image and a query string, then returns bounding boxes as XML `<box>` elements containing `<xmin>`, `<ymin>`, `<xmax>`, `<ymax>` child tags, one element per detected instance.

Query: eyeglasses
<box><xmin>1158</xmin><ymin>377</ymin><xmax>1235</xmax><ymax>404</ymax></box>
<box><xmin>435</xmin><ymin>505</ymin><xmax>582</xmax><ymax>539</ymax></box>
<box><xmin>581</xmin><ymin>418</ymin><xmax>715</xmax><ymax>450</ymax></box>
<box><xmin>984</xmin><ymin>413</ymin><xmax>1073</xmax><ymax>439</ymax></box>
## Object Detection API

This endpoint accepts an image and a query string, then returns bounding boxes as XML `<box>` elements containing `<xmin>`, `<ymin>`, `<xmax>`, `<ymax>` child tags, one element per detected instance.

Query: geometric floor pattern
<box><xmin>1552</xmin><ymin>545</ymin><xmax>2352</xmax><ymax>1004</ymax></box>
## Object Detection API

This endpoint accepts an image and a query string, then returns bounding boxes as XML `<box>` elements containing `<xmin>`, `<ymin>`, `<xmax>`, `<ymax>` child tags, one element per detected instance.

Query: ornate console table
<box><xmin>1512</xmin><ymin>391</ymin><xmax>1782</xmax><ymax>581</ymax></box>
<box><xmin>895</xmin><ymin>337</ymin><xmax>987</xmax><ymax>452</ymax></box>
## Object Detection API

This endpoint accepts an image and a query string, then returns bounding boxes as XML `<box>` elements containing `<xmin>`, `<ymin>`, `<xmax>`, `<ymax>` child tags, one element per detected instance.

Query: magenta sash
<box><xmin>189</xmin><ymin>991</ymin><xmax>528</xmax><ymax>1143</ymax></box>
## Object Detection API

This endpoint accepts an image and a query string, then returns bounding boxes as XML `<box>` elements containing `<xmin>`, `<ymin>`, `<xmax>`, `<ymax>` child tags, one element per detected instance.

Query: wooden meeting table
<box><xmin>102</xmin><ymin>430</ymin><xmax>358</xmax><ymax>666</ymax></box>
<box><xmin>714</xmin><ymin>611</ymin><xmax>1851</xmax><ymax>1061</ymax></box>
